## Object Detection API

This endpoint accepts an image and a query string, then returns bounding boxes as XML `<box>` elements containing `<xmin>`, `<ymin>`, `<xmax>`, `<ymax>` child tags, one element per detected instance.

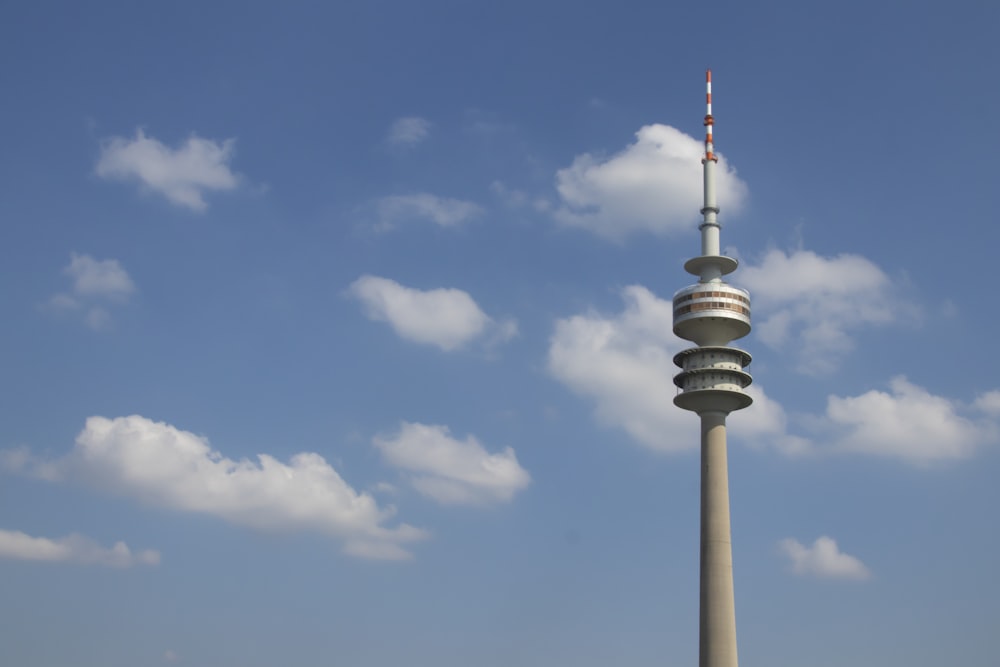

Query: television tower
<box><xmin>672</xmin><ymin>70</ymin><xmax>752</xmax><ymax>667</ymax></box>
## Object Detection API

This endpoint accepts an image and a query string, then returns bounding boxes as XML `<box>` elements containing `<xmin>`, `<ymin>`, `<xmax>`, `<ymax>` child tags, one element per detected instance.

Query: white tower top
<box><xmin>672</xmin><ymin>70</ymin><xmax>753</xmax><ymax>415</ymax></box>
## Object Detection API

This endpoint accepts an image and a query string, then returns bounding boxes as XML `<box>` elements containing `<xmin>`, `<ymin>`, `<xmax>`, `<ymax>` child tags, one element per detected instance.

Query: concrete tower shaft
<box><xmin>698</xmin><ymin>412</ymin><xmax>738</xmax><ymax>667</ymax></box>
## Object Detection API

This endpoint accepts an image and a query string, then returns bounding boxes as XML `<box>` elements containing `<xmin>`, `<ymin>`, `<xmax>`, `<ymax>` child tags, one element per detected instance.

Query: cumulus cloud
<box><xmin>742</xmin><ymin>385</ymin><xmax>813</xmax><ymax>456</ymax></box>
<box><xmin>0</xmin><ymin>528</ymin><xmax>159</xmax><ymax>567</ymax></box>
<box><xmin>96</xmin><ymin>129</ymin><xmax>239</xmax><ymax>211</ymax></box>
<box><xmin>5</xmin><ymin>416</ymin><xmax>426</xmax><ymax>560</ymax></box>
<box><xmin>386</xmin><ymin>116</ymin><xmax>431</xmax><ymax>146</ymax></box>
<box><xmin>553</xmin><ymin>124</ymin><xmax>747</xmax><ymax>240</ymax></box>
<box><xmin>64</xmin><ymin>253</ymin><xmax>136</xmax><ymax>300</ymax></box>
<box><xmin>348</xmin><ymin>275</ymin><xmax>516</xmax><ymax>351</ymax></box>
<box><xmin>373</xmin><ymin>422</ymin><xmax>530</xmax><ymax>505</ymax></box>
<box><xmin>547</xmin><ymin>285</ymin><xmax>794</xmax><ymax>453</ymax></box>
<box><xmin>824</xmin><ymin>376</ymin><xmax>999</xmax><ymax>465</ymax></box>
<box><xmin>778</xmin><ymin>536</ymin><xmax>871</xmax><ymax>580</ymax></box>
<box><xmin>45</xmin><ymin>253</ymin><xmax>136</xmax><ymax>331</ymax></box>
<box><xmin>973</xmin><ymin>390</ymin><xmax>1000</xmax><ymax>416</ymax></box>
<box><xmin>374</xmin><ymin>193</ymin><xmax>482</xmax><ymax>230</ymax></box>
<box><xmin>740</xmin><ymin>249</ymin><xmax>915</xmax><ymax>375</ymax></box>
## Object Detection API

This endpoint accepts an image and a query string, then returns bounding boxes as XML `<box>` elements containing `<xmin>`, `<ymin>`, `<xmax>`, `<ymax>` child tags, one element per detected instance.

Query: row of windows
<box><xmin>675</xmin><ymin>302</ymin><xmax>751</xmax><ymax>316</ymax></box>
<box><xmin>680</xmin><ymin>379</ymin><xmax>747</xmax><ymax>389</ymax></box>
<box><xmin>675</xmin><ymin>290</ymin><xmax>750</xmax><ymax>306</ymax></box>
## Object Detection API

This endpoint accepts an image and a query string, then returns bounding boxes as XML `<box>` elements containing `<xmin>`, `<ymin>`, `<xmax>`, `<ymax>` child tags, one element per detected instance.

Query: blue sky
<box><xmin>1</xmin><ymin>1</ymin><xmax>999</xmax><ymax>665</ymax></box>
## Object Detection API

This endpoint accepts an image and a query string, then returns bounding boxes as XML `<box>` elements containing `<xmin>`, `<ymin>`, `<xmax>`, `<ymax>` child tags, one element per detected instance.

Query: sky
<box><xmin>1</xmin><ymin>1</ymin><xmax>999</xmax><ymax>665</ymax></box>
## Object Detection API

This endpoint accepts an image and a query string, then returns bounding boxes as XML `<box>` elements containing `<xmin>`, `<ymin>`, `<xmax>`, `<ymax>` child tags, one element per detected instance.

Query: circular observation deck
<box><xmin>673</xmin><ymin>346</ymin><xmax>753</xmax><ymax>414</ymax></box>
<box><xmin>672</xmin><ymin>283</ymin><xmax>751</xmax><ymax>346</ymax></box>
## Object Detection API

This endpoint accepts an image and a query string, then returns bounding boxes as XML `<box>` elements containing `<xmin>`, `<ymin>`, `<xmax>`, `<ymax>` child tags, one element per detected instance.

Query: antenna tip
<box><xmin>706</xmin><ymin>69</ymin><xmax>712</xmax><ymax>82</ymax></box>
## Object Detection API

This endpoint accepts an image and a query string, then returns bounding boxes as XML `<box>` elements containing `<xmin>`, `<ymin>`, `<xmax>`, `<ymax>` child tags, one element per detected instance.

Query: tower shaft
<box><xmin>699</xmin><ymin>412</ymin><xmax>738</xmax><ymax>667</ymax></box>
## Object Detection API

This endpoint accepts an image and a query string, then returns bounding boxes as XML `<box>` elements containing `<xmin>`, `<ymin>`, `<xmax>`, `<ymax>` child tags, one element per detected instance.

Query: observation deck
<box><xmin>672</xmin><ymin>283</ymin><xmax>751</xmax><ymax>347</ymax></box>
<box><xmin>672</xmin><ymin>346</ymin><xmax>753</xmax><ymax>413</ymax></box>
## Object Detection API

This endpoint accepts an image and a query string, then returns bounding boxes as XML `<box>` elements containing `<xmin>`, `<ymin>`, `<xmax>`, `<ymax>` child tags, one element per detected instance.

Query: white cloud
<box><xmin>778</xmin><ymin>536</ymin><xmax>871</xmax><ymax>580</ymax></box>
<box><xmin>741</xmin><ymin>385</ymin><xmax>813</xmax><ymax>456</ymax></box>
<box><xmin>553</xmin><ymin>124</ymin><xmax>747</xmax><ymax>240</ymax></box>
<box><xmin>973</xmin><ymin>390</ymin><xmax>1000</xmax><ymax>416</ymax></box>
<box><xmin>489</xmin><ymin>318</ymin><xmax>520</xmax><ymax>347</ymax></box>
<box><xmin>547</xmin><ymin>285</ymin><xmax>792</xmax><ymax>453</ymax></box>
<box><xmin>373</xmin><ymin>422</ymin><xmax>530</xmax><ymax>505</ymax></box>
<box><xmin>0</xmin><ymin>528</ymin><xmax>160</xmax><ymax>567</ymax></box>
<box><xmin>64</xmin><ymin>253</ymin><xmax>136</xmax><ymax>300</ymax></box>
<box><xmin>374</xmin><ymin>193</ymin><xmax>482</xmax><ymax>230</ymax></box>
<box><xmin>96</xmin><ymin>129</ymin><xmax>239</xmax><ymax>211</ymax></box>
<box><xmin>6</xmin><ymin>415</ymin><xmax>426</xmax><ymax>560</ymax></box>
<box><xmin>740</xmin><ymin>249</ymin><xmax>914</xmax><ymax>375</ymax></box>
<box><xmin>824</xmin><ymin>377</ymin><xmax>999</xmax><ymax>464</ymax></box>
<box><xmin>45</xmin><ymin>253</ymin><xmax>136</xmax><ymax>331</ymax></box>
<box><xmin>348</xmin><ymin>275</ymin><xmax>516</xmax><ymax>351</ymax></box>
<box><xmin>548</xmin><ymin>286</ymin><xmax>692</xmax><ymax>451</ymax></box>
<box><xmin>386</xmin><ymin>116</ymin><xmax>431</xmax><ymax>146</ymax></box>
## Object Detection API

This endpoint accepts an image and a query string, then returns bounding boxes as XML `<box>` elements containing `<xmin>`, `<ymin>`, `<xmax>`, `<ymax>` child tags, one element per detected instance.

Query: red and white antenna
<box><xmin>704</xmin><ymin>69</ymin><xmax>716</xmax><ymax>162</ymax></box>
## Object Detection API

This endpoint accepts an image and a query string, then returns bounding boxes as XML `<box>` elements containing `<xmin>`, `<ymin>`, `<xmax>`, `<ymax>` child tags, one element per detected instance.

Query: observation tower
<box><xmin>672</xmin><ymin>70</ymin><xmax>752</xmax><ymax>667</ymax></box>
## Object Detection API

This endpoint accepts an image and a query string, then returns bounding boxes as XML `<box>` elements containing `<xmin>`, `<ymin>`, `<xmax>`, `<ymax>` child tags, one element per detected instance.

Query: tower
<box><xmin>672</xmin><ymin>70</ymin><xmax>752</xmax><ymax>667</ymax></box>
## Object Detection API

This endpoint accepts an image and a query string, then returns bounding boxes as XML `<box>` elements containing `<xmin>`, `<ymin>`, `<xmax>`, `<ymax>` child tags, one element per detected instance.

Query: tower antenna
<box><xmin>705</xmin><ymin>69</ymin><xmax>716</xmax><ymax>162</ymax></box>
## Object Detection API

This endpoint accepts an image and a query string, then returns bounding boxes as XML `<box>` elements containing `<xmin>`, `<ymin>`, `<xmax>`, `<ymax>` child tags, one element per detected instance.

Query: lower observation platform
<box><xmin>673</xmin><ymin>346</ymin><xmax>753</xmax><ymax>415</ymax></box>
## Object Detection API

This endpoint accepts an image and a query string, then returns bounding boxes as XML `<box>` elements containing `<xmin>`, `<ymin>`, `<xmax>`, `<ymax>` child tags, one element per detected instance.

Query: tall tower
<box><xmin>672</xmin><ymin>70</ymin><xmax>752</xmax><ymax>667</ymax></box>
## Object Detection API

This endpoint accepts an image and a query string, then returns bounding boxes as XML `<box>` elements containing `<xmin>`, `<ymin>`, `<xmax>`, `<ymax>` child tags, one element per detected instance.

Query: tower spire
<box><xmin>687</xmin><ymin>69</ymin><xmax>733</xmax><ymax>283</ymax></box>
<box><xmin>704</xmin><ymin>69</ymin><xmax>716</xmax><ymax>162</ymax></box>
